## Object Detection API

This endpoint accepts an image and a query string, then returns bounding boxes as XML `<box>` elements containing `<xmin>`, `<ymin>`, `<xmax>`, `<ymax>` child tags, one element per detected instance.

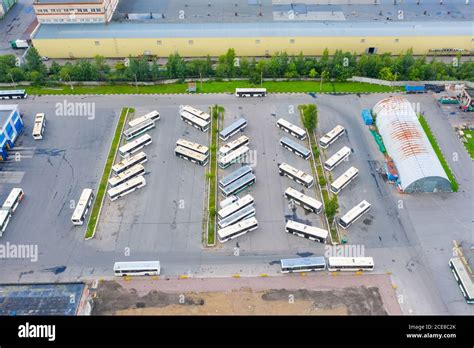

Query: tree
<box><xmin>24</xmin><ymin>47</ymin><xmax>44</xmax><ymax>73</ymax></box>
<box><xmin>320</xmin><ymin>70</ymin><xmax>329</xmax><ymax>92</ymax></box>
<box><xmin>378</xmin><ymin>66</ymin><xmax>395</xmax><ymax>81</ymax></box>
<box><xmin>325</xmin><ymin>196</ymin><xmax>339</xmax><ymax>222</ymax></box>
<box><xmin>165</xmin><ymin>53</ymin><xmax>186</xmax><ymax>79</ymax></box>
<box><xmin>216</xmin><ymin>48</ymin><xmax>238</xmax><ymax>78</ymax></box>
<box><xmin>309</xmin><ymin>68</ymin><xmax>317</xmax><ymax>78</ymax></box>
<box><xmin>0</xmin><ymin>55</ymin><xmax>17</xmax><ymax>82</ymax></box>
<box><xmin>302</xmin><ymin>104</ymin><xmax>317</xmax><ymax>131</ymax></box>
<box><xmin>93</xmin><ymin>55</ymin><xmax>110</xmax><ymax>80</ymax></box>
<box><xmin>151</xmin><ymin>61</ymin><xmax>161</xmax><ymax>80</ymax></box>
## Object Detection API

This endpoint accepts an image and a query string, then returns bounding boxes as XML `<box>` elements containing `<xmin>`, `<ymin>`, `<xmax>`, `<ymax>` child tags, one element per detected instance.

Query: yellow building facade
<box><xmin>32</xmin><ymin>21</ymin><xmax>473</xmax><ymax>58</ymax></box>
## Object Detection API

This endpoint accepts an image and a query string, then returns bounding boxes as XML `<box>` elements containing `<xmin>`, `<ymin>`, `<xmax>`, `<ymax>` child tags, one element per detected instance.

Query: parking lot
<box><xmin>0</xmin><ymin>92</ymin><xmax>472</xmax><ymax>315</ymax></box>
<box><xmin>91</xmin><ymin>102</ymin><xmax>209</xmax><ymax>255</ymax></box>
<box><xmin>216</xmin><ymin>99</ymin><xmax>325</xmax><ymax>254</ymax></box>
<box><xmin>0</xmin><ymin>95</ymin><xmax>119</xmax><ymax>280</ymax></box>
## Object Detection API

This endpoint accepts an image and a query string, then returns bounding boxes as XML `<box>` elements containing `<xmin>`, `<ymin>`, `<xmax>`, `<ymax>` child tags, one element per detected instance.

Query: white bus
<box><xmin>32</xmin><ymin>113</ymin><xmax>46</xmax><ymax>140</ymax></box>
<box><xmin>119</xmin><ymin>134</ymin><xmax>152</xmax><ymax>157</ymax></box>
<box><xmin>0</xmin><ymin>209</ymin><xmax>12</xmax><ymax>236</ymax></box>
<box><xmin>327</xmin><ymin>257</ymin><xmax>374</xmax><ymax>272</ymax></box>
<box><xmin>219</xmin><ymin>118</ymin><xmax>248</xmax><ymax>141</ymax></box>
<box><xmin>181</xmin><ymin>105</ymin><xmax>210</xmax><ymax>122</ymax></box>
<box><xmin>71</xmin><ymin>189</ymin><xmax>94</xmax><ymax>226</ymax></box>
<box><xmin>276</xmin><ymin>118</ymin><xmax>306</xmax><ymax>140</ymax></box>
<box><xmin>221</xmin><ymin>173</ymin><xmax>256</xmax><ymax>197</ymax></box>
<box><xmin>218</xmin><ymin>145</ymin><xmax>249</xmax><ymax>169</ymax></box>
<box><xmin>108</xmin><ymin>164</ymin><xmax>145</xmax><ymax>188</ymax></box>
<box><xmin>107</xmin><ymin>175</ymin><xmax>146</xmax><ymax>201</ymax></box>
<box><xmin>112</xmin><ymin>152</ymin><xmax>147</xmax><ymax>174</ymax></box>
<box><xmin>128</xmin><ymin>110</ymin><xmax>160</xmax><ymax>128</ymax></box>
<box><xmin>217</xmin><ymin>217</ymin><xmax>259</xmax><ymax>243</ymax></box>
<box><xmin>218</xmin><ymin>204</ymin><xmax>256</xmax><ymax>229</ymax></box>
<box><xmin>278</xmin><ymin>163</ymin><xmax>314</xmax><ymax>188</ymax></box>
<box><xmin>175</xmin><ymin>146</ymin><xmax>209</xmax><ymax>166</ymax></box>
<box><xmin>219</xmin><ymin>195</ymin><xmax>239</xmax><ymax>209</ymax></box>
<box><xmin>338</xmin><ymin>200</ymin><xmax>371</xmax><ymax>229</ymax></box>
<box><xmin>285</xmin><ymin>220</ymin><xmax>328</xmax><ymax>243</ymax></box>
<box><xmin>2</xmin><ymin>188</ymin><xmax>24</xmax><ymax>213</ymax></box>
<box><xmin>324</xmin><ymin>146</ymin><xmax>351</xmax><ymax>171</ymax></box>
<box><xmin>180</xmin><ymin>110</ymin><xmax>210</xmax><ymax>132</ymax></box>
<box><xmin>113</xmin><ymin>261</ymin><xmax>161</xmax><ymax>277</ymax></box>
<box><xmin>219</xmin><ymin>165</ymin><xmax>252</xmax><ymax>189</ymax></box>
<box><xmin>235</xmin><ymin>88</ymin><xmax>266</xmax><ymax>97</ymax></box>
<box><xmin>0</xmin><ymin>89</ymin><xmax>27</xmax><ymax>100</ymax></box>
<box><xmin>279</xmin><ymin>137</ymin><xmax>311</xmax><ymax>160</ymax></box>
<box><xmin>176</xmin><ymin>138</ymin><xmax>209</xmax><ymax>157</ymax></box>
<box><xmin>219</xmin><ymin>135</ymin><xmax>249</xmax><ymax>157</ymax></box>
<box><xmin>123</xmin><ymin>119</ymin><xmax>155</xmax><ymax>140</ymax></box>
<box><xmin>218</xmin><ymin>194</ymin><xmax>254</xmax><ymax>221</ymax></box>
<box><xmin>449</xmin><ymin>258</ymin><xmax>474</xmax><ymax>304</ymax></box>
<box><xmin>330</xmin><ymin>166</ymin><xmax>359</xmax><ymax>194</ymax></box>
<box><xmin>280</xmin><ymin>256</ymin><xmax>326</xmax><ymax>273</ymax></box>
<box><xmin>319</xmin><ymin>125</ymin><xmax>345</xmax><ymax>149</ymax></box>
<box><xmin>283</xmin><ymin>187</ymin><xmax>322</xmax><ymax>214</ymax></box>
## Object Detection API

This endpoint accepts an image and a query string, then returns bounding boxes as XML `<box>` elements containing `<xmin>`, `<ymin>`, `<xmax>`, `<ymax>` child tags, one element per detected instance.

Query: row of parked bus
<box><xmin>0</xmin><ymin>188</ymin><xmax>25</xmax><ymax>236</ymax></box>
<box><xmin>319</xmin><ymin>124</ymin><xmax>371</xmax><ymax>230</ymax></box>
<box><xmin>216</xmin><ymin>117</ymin><xmax>258</xmax><ymax>243</ymax></box>
<box><xmin>275</xmin><ymin>117</ymin><xmax>330</xmax><ymax>243</ymax></box>
<box><xmin>106</xmin><ymin>111</ymin><xmax>160</xmax><ymax>202</ymax></box>
<box><xmin>112</xmin><ymin>255</ymin><xmax>375</xmax><ymax>277</ymax></box>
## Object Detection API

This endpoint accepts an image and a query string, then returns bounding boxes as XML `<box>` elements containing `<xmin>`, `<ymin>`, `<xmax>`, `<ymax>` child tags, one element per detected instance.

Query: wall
<box><xmin>32</xmin><ymin>35</ymin><xmax>473</xmax><ymax>59</ymax></box>
<box><xmin>350</xmin><ymin>76</ymin><xmax>474</xmax><ymax>88</ymax></box>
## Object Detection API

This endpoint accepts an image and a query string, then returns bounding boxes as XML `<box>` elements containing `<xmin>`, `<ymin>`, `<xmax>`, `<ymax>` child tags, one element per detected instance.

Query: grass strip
<box><xmin>20</xmin><ymin>81</ymin><xmax>400</xmax><ymax>96</ymax></box>
<box><xmin>85</xmin><ymin>107</ymin><xmax>131</xmax><ymax>239</ymax></box>
<box><xmin>207</xmin><ymin>105</ymin><xmax>222</xmax><ymax>245</ymax></box>
<box><xmin>418</xmin><ymin>114</ymin><xmax>459</xmax><ymax>192</ymax></box>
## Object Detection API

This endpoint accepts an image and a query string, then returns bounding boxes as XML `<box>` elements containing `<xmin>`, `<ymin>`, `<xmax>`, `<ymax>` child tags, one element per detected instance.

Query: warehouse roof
<box><xmin>34</xmin><ymin>0</ymin><xmax>102</xmax><ymax>3</ymax></box>
<box><xmin>33</xmin><ymin>21</ymin><xmax>471</xmax><ymax>40</ymax></box>
<box><xmin>373</xmin><ymin>96</ymin><xmax>451</xmax><ymax>193</ymax></box>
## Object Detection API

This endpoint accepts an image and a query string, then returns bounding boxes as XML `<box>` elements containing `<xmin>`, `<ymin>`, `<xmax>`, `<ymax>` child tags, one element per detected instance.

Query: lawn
<box><xmin>418</xmin><ymin>115</ymin><xmax>459</xmax><ymax>192</ymax></box>
<box><xmin>462</xmin><ymin>130</ymin><xmax>474</xmax><ymax>159</ymax></box>
<box><xmin>207</xmin><ymin>105</ymin><xmax>222</xmax><ymax>246</ymax></box>
<box><xmin>21</xmin><ymin>80</ymin><xmax>400</xmax><ymax>96</ymax></box>
<box><xmin>85</xmin><ymin>107</ymin><xmax>131</xmax><ymax>239</ymax></box>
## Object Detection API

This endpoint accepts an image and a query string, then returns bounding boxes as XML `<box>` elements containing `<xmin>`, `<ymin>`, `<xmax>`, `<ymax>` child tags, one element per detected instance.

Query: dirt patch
<box><xmin>92</xmin><ymin>281</ymin><xmax>386</xmax><ymax>315</ymax></box>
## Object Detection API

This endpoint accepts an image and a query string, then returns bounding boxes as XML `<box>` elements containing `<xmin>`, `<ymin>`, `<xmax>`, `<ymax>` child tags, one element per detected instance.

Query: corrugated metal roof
<box><xmin>33</xmin><ymin>20</ymin><xmax>471</xmax><ymax>40</ymax></box>
<box><xmin>373</xmin><ymin>96</ymin><xmax>450</xmax><ymax>192</ymax></box>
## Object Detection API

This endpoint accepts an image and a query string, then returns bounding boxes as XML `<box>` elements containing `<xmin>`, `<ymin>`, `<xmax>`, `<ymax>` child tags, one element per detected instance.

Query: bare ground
<box><xmin>92</xmin><ymin>279</ymin><xmax>388</xmax><ymax>315</ymax></box>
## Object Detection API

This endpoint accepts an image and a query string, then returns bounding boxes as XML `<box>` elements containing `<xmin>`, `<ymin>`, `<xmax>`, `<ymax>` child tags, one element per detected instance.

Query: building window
<box><xmin>394</xmin><ymin>38</ymin><xmax>399</xmax><ymax>43</ymax></box>
<box><xmin>255</xmin><ymin>39</ymin><xmax>260</xmax><ymax>44</ymax></box>
<box><xmin>188</xmin><ymin>40</ymin><xmax>194</xmax><ymax>45</ymax></box>
<box><xmin>360</xmin><ymin>39</ymin><xmax>365</xmax><ymax>43</ymax></box>
<box><xmin>290</xmin><ymin>39</ymin><xmax>295</xmax><ymax>44</ymax></box>
<box><xmin>157</xmin><ymin>40</ymin><xmax>162</xmax><ymax>45</ymax></box>
<box><xmin>94</xmin><ymin>41</ymin><xmax>100</xmax><ymax>46</ymax></box>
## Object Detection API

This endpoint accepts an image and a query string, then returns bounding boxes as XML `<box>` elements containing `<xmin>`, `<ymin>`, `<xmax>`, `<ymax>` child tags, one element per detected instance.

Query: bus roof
<box><xmin>113</xmin><ymin>261</ymin><xmax>160</xmax><ymax>271</ymax></box>
<box><xmin>281</xmin><ymin>256</ymin><xmax>326</xmax><ymax>268</ymax></box>
<box><xmin>222</xmin><ymin>172</ymin><xmax>256</xmax><ymax>194</ymax></box>
<box><xmin>280</xmin><ymin>137</ymin><xmax>310</xmax><ymax>155</ymax></box>
<box><xmin>220</xmin><ymin>117</ymin><xmax>247</xmax><ymax>138</ymax></box>
<box><xmin>219</xmin><ymin>165</ymin><xmax>252</xmax><ymax>187</ymax></box>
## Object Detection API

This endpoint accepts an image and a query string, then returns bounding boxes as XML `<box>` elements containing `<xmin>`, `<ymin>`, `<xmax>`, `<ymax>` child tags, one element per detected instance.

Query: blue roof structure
<box><xmin>34</xmin><ymin>21</ymin><xmax>471</xmax><ymax>40</ymax></box>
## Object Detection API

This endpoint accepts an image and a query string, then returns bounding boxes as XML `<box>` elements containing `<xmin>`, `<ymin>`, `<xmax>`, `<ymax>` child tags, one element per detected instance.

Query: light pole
<box><xmin>260</xmin><ymin>69</ymin><xmax>263</xmax><ymax>87</ymax></box>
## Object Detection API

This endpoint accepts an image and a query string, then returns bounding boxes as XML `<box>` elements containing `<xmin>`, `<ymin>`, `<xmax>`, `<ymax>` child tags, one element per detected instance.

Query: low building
<box><xmin>0</xmin><ymin>105</ymin><xmax>24</xmax><ymax>161</ymax></box>
<box><xmin>0</xmin><ymin>0</ymin><xmax>17</xmax><ymax>18</ymax></box>
<box><xmin>31</xmin><ymin>20</ymin><xmax>472</xmax><ymax>59</ymax></box>
<box><xmin>33</xmin><ymin>0</ymin><xmax>118</xmax><ymax>24</ymax></box>
<box><xmin>373</xmin><ymin>96</ymin><xmax>452</xmax><ymax>193</ymax></box>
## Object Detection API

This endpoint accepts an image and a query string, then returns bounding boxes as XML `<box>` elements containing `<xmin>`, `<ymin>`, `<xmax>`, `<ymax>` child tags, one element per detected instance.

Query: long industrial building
<box><xmin>31</xmin><ymin>20</ymin><xmax>473</xmax><ymax>58</ymax></box>
<box><xmin>373</xmin><ymin>96</ymin><xmax>452</xmax><ymax>193</ymax></box>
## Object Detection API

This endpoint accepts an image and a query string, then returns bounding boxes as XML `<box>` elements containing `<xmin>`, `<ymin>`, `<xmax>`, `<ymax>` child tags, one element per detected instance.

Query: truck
<box><xmin>405</xmin><ymin>85</ymin><xmax>425</xmax><ymax>94</ymax></box>
<box><xmin>10</xmin><ymin>40</ymin><xmax>29</xmax><ymax>49</ymax></box>
<box><xmin>361</xmin><ymin>109</ymin><xmax>373</xmax><ymax>125</ymax></box>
